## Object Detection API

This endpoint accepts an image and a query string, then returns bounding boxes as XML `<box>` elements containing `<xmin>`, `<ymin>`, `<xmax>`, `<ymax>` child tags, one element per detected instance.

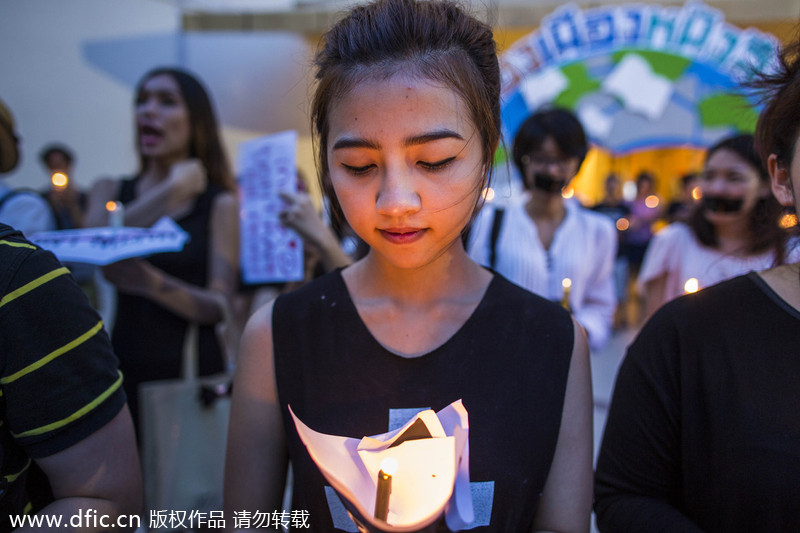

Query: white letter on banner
<box><xmin>723</xmin><ymin>31</ymin><xmax>779</xmax><ymax>82</ymax></box>
<box><xmin>677</xmin><ymin>3</ymin><xmax>720</xmax><ymax>56</ymax></box>
<box><xmin>615</xmin><ymin>6</ymin><xmax>644</xmax><ymax>47</ymax></box>
<box><xmin>585</xmin><ymin>9</ymin><xmax>615</xmax><ymax>51</ymax></box>
<box><xmin>543</xmin><ymin>6</ymin><xmax>585</xmax><ymax>60</ymax></box>
<box><xmin>701</xmin><ymin>23</ymin><xmax>739</xmax><ymax>67</ymax></box>
<box><xmin>647</xmin><ymin>6</ymin><xmax>679</xmax><ymax>50</ymax></box>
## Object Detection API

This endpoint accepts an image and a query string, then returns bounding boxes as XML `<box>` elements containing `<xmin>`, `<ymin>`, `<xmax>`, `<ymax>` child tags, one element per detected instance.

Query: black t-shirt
<box><xmin>595</xmin><ymin>272</ymin><xmax>800</xmax><ymax>532</ymax></box>
<box><xmin>0</xmin><ymin>224</ymin><xmax>125</xmax><ymax>530</ymax></box>
<box><xmin>273</xmin><ymin>270</ymin><xmax>574</xmax><ymax>531</ymax></box>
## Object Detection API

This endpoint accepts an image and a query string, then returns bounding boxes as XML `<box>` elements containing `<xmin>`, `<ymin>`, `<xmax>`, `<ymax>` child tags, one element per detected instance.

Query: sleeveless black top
<box><xmin>273</xmin><ymin>270</ymin><xmax>574</xmax><ymax>531</ymax></box>
<box><xmin>112</xmin><ymin>177</ymin><xmax>226</xmax><ymax>425</ymax></box>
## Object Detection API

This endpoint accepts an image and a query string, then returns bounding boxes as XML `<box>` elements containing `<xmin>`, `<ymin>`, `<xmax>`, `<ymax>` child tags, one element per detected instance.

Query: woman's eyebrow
<box><xmin>405</xmin><ymin>129</ymin><xmax>464</xmax><ymax>146</ymax></box>
<box><xmin>332</xmin><ymin>137</ymin><xmax>379</xmax><ymax>151</ymax></box>
<box><xmin>332</xmin><ymin>129</ymin><xmax>464</xmax><ymax>151</ymax></box>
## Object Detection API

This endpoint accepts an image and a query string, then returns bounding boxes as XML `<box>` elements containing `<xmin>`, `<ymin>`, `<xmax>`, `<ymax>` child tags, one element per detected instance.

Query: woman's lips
<box><xmin>379</xmin><ymin>228</ymin><xmax>426</xmax><ymax>244</ymax></box>
<box><xmin>139</xmin><ymin>125</ymin><xmax>163</xmax><ymax>147</ymax></box>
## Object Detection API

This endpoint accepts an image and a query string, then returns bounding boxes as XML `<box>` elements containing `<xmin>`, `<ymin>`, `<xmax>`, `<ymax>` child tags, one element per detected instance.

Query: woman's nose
<box><xmin>702</xmin><ymin>176</ymin><xmax>726</xmax><ymax>196</ymax></box>
<box><xmin>137</xmin><ymin>98</ymin><xmax>156</xmax><ymax>115</ymax></box>
<box><xmin>376</xmin><ymin>166</ymin><xmax>421</xmax><ymax>217</ymax></box>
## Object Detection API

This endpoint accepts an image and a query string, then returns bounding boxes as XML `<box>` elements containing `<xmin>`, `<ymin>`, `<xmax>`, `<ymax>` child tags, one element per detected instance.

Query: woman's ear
<box><xmin>768</xmin><ymin>154</ymin><xmax>795</xmax><ymax>207</ymax></box>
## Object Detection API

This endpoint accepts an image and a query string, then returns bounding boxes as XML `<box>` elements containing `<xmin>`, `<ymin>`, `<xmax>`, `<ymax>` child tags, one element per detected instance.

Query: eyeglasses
<box><xmin>522</xmin><ymin>154</ymin><xmax>576</xmax><ymax>169</ymax></box>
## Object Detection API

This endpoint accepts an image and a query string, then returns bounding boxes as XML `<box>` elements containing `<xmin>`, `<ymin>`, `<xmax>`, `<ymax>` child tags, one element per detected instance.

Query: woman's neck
<box><xmin>758</xmin><ymin>263</ymin><xmax>800</xmax><ymax>312</ymax></box>
<box><xmin>344</xmin><ymin>243</ymin><xmax>489</xmax><ymax>307</ymax></box>
<box><xmin>713</xmin><ymin>217</ymin><xmax>752</xmax><ymax>255</ymax></box>
<box><xmin>141</xmin><ymin>155</ymin><xmax>184</xmax><ymax>182</ymax></box>
<box><xmin>526</xmin><ymin>191</ymin><xmax>566</xmax><ymax>222</ymax></box>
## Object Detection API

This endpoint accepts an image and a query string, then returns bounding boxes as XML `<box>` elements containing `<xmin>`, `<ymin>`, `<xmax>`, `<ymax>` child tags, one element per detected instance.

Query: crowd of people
<box><xmin>1</xmin><ymin>0</ymin><xmax>800</xmax><ymax>530</ymax></box>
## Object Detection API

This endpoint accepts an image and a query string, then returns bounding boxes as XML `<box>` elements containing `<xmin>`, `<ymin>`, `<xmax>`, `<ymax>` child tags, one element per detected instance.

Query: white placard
<box><xmin>237</xmin><ymin>130</ymin><xmax>303</xmax><ymax>285</ymax></box>
<box><xmin>29</xmin><ymin>217</ymin><xmax>189</xmax><ymax>266</ymax></box>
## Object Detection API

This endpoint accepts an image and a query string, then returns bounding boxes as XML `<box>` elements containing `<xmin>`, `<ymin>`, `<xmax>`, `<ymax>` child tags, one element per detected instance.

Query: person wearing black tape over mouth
<box><xmin>467</xmin><ymin>107</ymin><xmax>617</xmax><ymax>350</ymax></box>
<box><xmin>637</xmin><ymin>133</ymin><xmax>796</xmax><ymax>319</ymax></box>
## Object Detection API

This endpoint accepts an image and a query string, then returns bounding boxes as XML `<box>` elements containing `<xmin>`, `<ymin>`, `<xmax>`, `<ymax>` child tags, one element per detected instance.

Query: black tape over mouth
<box><xmin>703</xmin><ymin>195</ymin><xmax>744</xmax><ymax>213</ymax></box>
<box><xmin>532</xmin><ymin>173</ymin><xmax>568</xmax><ymax>194</ymax></box>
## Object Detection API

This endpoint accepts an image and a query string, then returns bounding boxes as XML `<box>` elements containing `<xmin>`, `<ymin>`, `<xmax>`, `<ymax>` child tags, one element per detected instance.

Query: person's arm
<box><xmin>642</xmin><ymin>273</ymin><xmax>669</xmax><ymax>322</ymax></box>
<box><xmin>18</xmin><ymin>408</ymin><xmax>142</xmax><ymax>533</ymax></box>
<box><xmin>594</xmin><ymin>310</ymin><xmax>703</xmax><ymax>533</ymax></box>
<box><xmin>224</xmin><ymin>300</ymin><xmax>289</xmax><ymax>533</ymax></box>
<box><xmin>636</xmin><ymin>226</ymin><xmax>678</xmax><ymax>321</ymax></box>
<box><xmin>531</xmin><ymin>317</ymin><xmax>593</xmax><ymax>533</ymax></box>
<box><xmin>573</xmin><ymin>220</ymin><xmax>617</xmax><ymax>350</ymax></box>
<box><xmin>85</xmin><ymin>160</ymin><xmax>207</xmax><ymax>228</ymax></box>
<box><xmin>278</xmin><ymin>191</ymin><xmax>352</xmax><ymax>271</ymax></box>
<box><xmin>1</xmin><ymin>235</ymin><xmax>142</xmax><ymax>531</ymax></box>
<box><xmin>101</xmin><ymin>190</ymin><xmax>239</xmax><ymax>324</ymax></box>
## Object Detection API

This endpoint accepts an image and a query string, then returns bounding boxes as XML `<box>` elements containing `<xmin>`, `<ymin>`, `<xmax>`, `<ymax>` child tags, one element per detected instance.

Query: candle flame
<box><xmin>562</xmin><ymin>278</ymin><xmax>572</xmax><ymax>289</ymax></box>
<box><xmin>380</xmin><ymin>457</ymin><xmax>398</xmax><ymax>476</ymax></box>
<box><xmin>51</xmin><ymin>172</ymin><xmax>68</xmax><ymax>188</ymax></box>
<box><xmin>684</xmin><ymin>278</ymin><xmax>699</xmax><ymax>294</ymax></box>
<box><xmin>616</xmin><ymin>217</ymin><xmax>630</xmax><ymax>231</ymax></box>
<box><xmin>481</xmin><ymin>187</ymin><xmax>495</xmax><ymax>201</ymax></box>
<box><xmin>106</xmin><ymin>201</ymin><xmax>119</xmax><ymax>212</ymax></box>
<box><xmin>691</xmin><ymin>186</ymin><xmax>702</xmax><ymax>200</ymax></box>
<box><xmin>561</xmin><ymin>187</ymin><xmax>574</xmax><ymax>199</ymax></box>
<box><xmin>780</xmin><ymin>213</ymin><xmax>798</xmax><ymax>229</ymax></box>
<box><xmin>645</xmin><ymin>195</ymin><xmax>660</xmax><ymax>208</ymax></box>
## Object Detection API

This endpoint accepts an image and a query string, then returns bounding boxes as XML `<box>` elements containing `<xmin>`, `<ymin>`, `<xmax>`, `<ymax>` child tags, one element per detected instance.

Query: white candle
<box><xmin>106</xmin><ymin>201</ymin><xmax>124</xmax><ymax>228</ymax></box>
<box><xmin>375</xmin><ymin>457</ymin><xmax>397</xmax><ymax>522</ymax></box>
<box><xmin>561</xmin><ymin>278</ymin><xmax>572</xmax><ymax>310</ymax></box>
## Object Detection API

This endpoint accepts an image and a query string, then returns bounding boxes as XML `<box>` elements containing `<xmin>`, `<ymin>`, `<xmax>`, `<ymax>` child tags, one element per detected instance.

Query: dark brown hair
<box><xmin>688</xmin><ymin>133</ymin><xmax>787</xmax><ymax>262</ymax></box>
<box><xmin>135</xmin><ymin>67</ymin><xmax>234</xmax><ymax>190</ymax></box>
<box><xmin>512</xmin><ymin>107</ymin><xmax>588</xmax><ymax>189</ymax></box>
<box><xmin>752</xmin><ymin>38</ymin><xmax>800</xmax><ymax>169</ymax></box>
<box><xmin>310</xmin><ymin>0</ymin><xmax>500</xmax><ymax>226</ymax></box>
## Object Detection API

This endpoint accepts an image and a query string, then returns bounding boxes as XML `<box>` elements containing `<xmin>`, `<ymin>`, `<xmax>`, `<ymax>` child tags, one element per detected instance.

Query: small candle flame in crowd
<box><xmin>645</xmin><ymin>195</ymin><xmax>660</xmax><ymax>208</ymax></box>
<box><xmin>616</xmin><ymin>217</ymin><xmax>630</xmax><ymax>231</ymax></box>
<box><xmin>561</xmin><ymin>278</ymin><xmax>572</xmax><ymax>310</ymax></box>
<box><xmin>51</xmin><ymin>172</ymin><xmax>68</xmax><ymax>189</ymax></box>
<box><xmin>684</xmin><ymin>278</ymin><xmax>699</xmax><ymax>294</ymax></box>
<box><xmin>375</xmin><ymin>457</ymin><xmax>397</xmax><ymax>522</ymax></box>
<box><xmin>106</xmin><ymin>201</ymin><xmax>125</xmax><ymax>228</ymax></box>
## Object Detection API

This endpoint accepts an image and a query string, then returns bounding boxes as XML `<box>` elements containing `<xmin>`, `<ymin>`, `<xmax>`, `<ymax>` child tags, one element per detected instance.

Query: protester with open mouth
<box><xmin>637</xmin><ymin>133</ymin><xmax>795</xmax><ymax>319</ymax></box>
<box><xmin>84</xmin><ymin>67</ymin><xmax>239</xmax><ymax>429</ymax></box>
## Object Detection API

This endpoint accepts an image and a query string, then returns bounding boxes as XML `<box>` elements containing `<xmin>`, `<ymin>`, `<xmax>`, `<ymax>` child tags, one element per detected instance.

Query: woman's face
<box><xmin>326</xmin><ymin>73</ymin><xmax>485</xmax><ymax>270</ymax></box>
<box><xmin>136</xmin><ymin>74</ymin><xmax>191</xmax><ymax>164</ymax></box>
<box><xmin>522</xmin><ymin>136</ymin><xmax>581</xmax><ymax>195</ymax></box>
<box><xmin>700</xmin><ymin>147</ymin><xmax>768</xmax><ymax>225</ymax></box>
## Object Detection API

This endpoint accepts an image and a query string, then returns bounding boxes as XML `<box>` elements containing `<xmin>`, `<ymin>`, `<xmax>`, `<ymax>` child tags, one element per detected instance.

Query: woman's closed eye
<box><xmin>419</xmin><ymin>156</ymin><xmax>456</xmax><ymax>172</ymax></box>
<box><xmin>341</xmin><ymin>163</ymin><xmax>375</xmax><ymax>176</ymax></box>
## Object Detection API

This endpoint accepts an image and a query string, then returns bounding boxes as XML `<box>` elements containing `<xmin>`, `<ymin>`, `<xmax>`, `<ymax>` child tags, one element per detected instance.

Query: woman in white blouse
<box><xmin>639</xmin><ymin>133</ymin><xmax>793</xmax><ymax>319</ymax></box>
<box><xmin>468</xmin><ymin>108</ymin><xmax>617</xmax><ymax>350</ymax></box>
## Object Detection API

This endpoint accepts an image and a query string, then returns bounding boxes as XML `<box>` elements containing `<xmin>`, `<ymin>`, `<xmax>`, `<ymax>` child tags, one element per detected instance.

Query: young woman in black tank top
<box><xmin>225</xmin><ymin>1</ymin><xmax>593</xmax><ymax>530</ymax></box>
